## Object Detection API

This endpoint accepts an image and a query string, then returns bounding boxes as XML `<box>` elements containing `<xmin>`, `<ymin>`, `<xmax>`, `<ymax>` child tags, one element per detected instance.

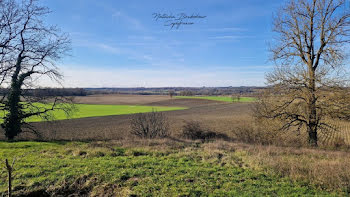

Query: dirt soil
<box><xmin>2</xmin><ymin>94</ymin><xmax>253</xmax><ymax>140</ymax></box>
<box><xmin>74</xmin><ymin>94</ymin><xmax>172</xmax><ymax>105</ymax></box>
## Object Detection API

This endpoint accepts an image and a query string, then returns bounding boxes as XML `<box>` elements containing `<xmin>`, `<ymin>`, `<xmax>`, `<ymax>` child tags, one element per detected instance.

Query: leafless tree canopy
<box><xmin>0</xmin><ymin>0</ymin><xmax>70</xmax><ymax>85</ymax></box>
<box><xmin>130</xmin><ymin>110</ymin><xmax>169</xmax><ymax>139</ymax></box>
<box><xmin>256</xmin><ymin>0</ymin><xmax>350</xmax><ymax>146</ymax></box>
<box><xmin>0</xmin><ymin>0</ymin><xmax>72</xmax><ymax>140</ymax></box>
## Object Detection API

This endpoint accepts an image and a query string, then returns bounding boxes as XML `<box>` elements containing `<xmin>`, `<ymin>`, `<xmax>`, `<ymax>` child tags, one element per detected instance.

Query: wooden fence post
<box><xmin>5</xmin><ymin>159</ymin><xmax>12</xmax><ymax>197</ymax></box>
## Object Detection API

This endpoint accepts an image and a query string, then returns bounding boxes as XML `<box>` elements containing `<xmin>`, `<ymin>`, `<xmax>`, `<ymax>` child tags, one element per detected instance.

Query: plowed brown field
<box><xmin>6</xmin><ymin>94</ymin><xmax>252</xmax><ymax>140</ymax></box>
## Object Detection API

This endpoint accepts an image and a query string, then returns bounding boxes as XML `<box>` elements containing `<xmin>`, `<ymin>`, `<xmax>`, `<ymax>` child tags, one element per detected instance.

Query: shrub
<box><xmin>231</xmin><ymin>125</ymin><xmax>275</xmax><ymax>145</ymax></box>
<box><xmin>130</xmin><ymin>110</ymin><xmax>169</xmax><ymax>139</ymax></box>
<box><xmin>331</xmin><ymin>136</ymin><xmax>347</xmax><ymax>149</ymax></box>
<box><xmin>231</xmin><ymin>122</ymin><xmax>305</xmax><ymax>147</ymax></box>
<box><xmin>181</xmin><ymin>120</ymin><xmax>228</xmax><ymax>141</ymax></box>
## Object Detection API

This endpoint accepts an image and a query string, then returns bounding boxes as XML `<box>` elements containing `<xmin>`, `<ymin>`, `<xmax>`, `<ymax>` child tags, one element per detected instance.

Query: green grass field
<box><xmin>0</xmin><ymin>104</ymin><xmax>187</xmax><ymax>122</ymax></box>
<box><xmin>0</xmin><ymin>141</ymin><xmax>333</xmax><ymax>196</ymax></box>
<box><xmin>175</xmin><ymin>96</ymin><xmax>256</xmax><ymax>102</ymax></box>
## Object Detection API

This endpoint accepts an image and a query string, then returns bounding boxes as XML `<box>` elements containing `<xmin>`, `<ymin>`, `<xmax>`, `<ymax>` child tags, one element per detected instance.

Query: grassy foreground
<box><xmin>175</xmin><ymin>96</ymin><xmax>256</xmax><ymax>102</ymax></box>
<box><xmin>0</xmin><ymin>141</ymin><xmax>333</xmax><ymax>196</ymax></box>
<box><xmin>0</xmin><ymin>104</ymin><xmax>187</xmax><ymax>122</ymax></box>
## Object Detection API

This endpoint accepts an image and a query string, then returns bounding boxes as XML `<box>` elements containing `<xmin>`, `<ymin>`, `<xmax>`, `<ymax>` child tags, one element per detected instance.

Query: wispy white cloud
<box><xmin>73</xmin><ymin>39</ymin><xmax>156</xmax><ymax>62</ymax></box>
<box><xmin>95</xmin><ymin>43</ymin><xmax>122</xmax><ymax>54</ymax></box>
<box><xmin>112</xmin><ymin>11</ymin><xmax>145</xmax><ymax>31</ymax></box>
<box><xmin>208</xmin><ymin>35</ymin><xmax>249</xmax><ymax>42</ymax></box>
<box><xmin>127</xmin><ymin>35</ymin><xmax>155</xmax><ymax>40</ymax></box>
<box><xmin>93</xmin><ymin>1</ymin><xmax>146</xmax><ymax>31</ymax></box>
<box><xmin>142</xmin><ymin>55</ymin><xmax>153</xmax><ymax>61</ymax></box>
<box><xmin>210</xmin><ymin>35</ymin><xmax>241</xmax><ymax>40</ymax></box>
<box><xmin>206</xmin><ymin>27</ymin><xmax>247</xmax><ymax>32</ymax></box>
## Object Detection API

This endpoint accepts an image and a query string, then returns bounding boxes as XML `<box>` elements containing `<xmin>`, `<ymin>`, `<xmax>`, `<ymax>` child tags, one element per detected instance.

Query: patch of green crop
<box><xmin>175</xmin><ymin>96</ymin><xmax>256</xmax><ymax>102</ymax></box>
<box><xmin>0</xmin><ymin>104</ymin><xmax>187</xmax><ymax>122</ymax></box>
<box><xmin>0</xmin><ymin>142</ymin><xmax>335</xmax><ymax>196</ymax></box>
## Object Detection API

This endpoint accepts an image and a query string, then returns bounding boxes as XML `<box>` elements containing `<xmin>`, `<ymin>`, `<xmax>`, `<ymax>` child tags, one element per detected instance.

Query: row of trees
<box><xmin>0</xmin><ymin>88</ymin><xmax>87</xmax><ymax>97</ymax></box>
<box><xmin>86</xmin><ymin>87</ymin><xmax>258</xmax><ymax>96</ymax></box>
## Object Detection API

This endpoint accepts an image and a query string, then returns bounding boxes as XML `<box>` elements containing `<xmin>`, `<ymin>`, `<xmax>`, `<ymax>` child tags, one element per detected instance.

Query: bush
<box><xmin>181</xmin><ymin>120</ymin><xmax>228</xmax><ymax>141</ymax></box>
<box><xmin>130</xmin><ymin>110</ymin><xmax>169</xmax><ymax>139</ymax></box>
<box><xmin>331</xmin><ymin>136</ymin><xmax>347</xmax><ymax>149</ymax></box>
<box><xmin>231</xmin><ymin>122</ymin><xmax>305</xmax><ymax>147</ymax></box>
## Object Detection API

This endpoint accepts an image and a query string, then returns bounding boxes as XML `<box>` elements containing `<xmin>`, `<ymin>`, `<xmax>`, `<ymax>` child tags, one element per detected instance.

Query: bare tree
<box><xmin>231</xmin><ymin>94</ymin><xmax>241</xmax><ymax>102</ymax></box>
<box><xmin>256</xmin><ymin>0</ymin><xmax>350</xmax><ymax>146</ymax></box>
<box><xmin>168</xmin><ymin>90</ymin><xmax>175</xmax><ymax>99</ymax></box>
<box><xmin>0</xmin><ymin>0</ymin><xmax>72</xmax><ymax>140</ymax></box>
<box><xmin>130</xmin><ymin>110</ymin><xmax>169</xmax><ymax>138</ymax></box>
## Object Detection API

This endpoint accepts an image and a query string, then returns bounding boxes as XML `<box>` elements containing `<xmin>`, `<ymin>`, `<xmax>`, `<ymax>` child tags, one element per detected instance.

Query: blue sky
<box><xmin>41</xmin><ymin>0</ymin><xmax>284</xmax><ymax>88</ymax></box>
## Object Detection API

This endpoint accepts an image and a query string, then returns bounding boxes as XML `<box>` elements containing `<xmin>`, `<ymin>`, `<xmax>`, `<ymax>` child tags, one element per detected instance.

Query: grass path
<box><xmin>0</xmin><ymin>141</ymin><xmax>333</xmax><ymax>196</ymax></box>
<box><xmin>175</xmin><ymin>96</ymin><xmax>256</xmax><ymax>102</ymax></box>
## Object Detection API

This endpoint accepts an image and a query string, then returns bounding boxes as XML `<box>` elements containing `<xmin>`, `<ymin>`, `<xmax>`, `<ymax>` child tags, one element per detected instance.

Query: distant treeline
<box><xmin>0</xmin><ymin>88</ymin><xmax>87</xmax><ymax>97</ymax></box>
<box><xmin>0</xmin><ymin>87</ymin><xmax>266</xmax><ymax>97</ymax></box>
<box><xmin>85</xmin><ymin>87</ymin><xmax>265</xmax><ymax>96</ymax></box>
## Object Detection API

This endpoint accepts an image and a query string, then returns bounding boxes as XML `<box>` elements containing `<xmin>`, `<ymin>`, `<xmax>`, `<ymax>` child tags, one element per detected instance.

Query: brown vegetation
<box><xmin>199</xmin><ymin>140</ymin><xmax>350</xmax><ymax>193</ymax></box>
<box><xmin>130</xmin><ymin>111</ymin><xmax>169</xmax><ymax>138</ymax></box>
<box><xmin>181</xmin><ymin>120</ymin><xmax>229</xmax><ymax>141</ymax></box>
<box><xmin>237</xmin><ymin>144</ymin><xmax>350</xmax><ymax>192</ymax></box>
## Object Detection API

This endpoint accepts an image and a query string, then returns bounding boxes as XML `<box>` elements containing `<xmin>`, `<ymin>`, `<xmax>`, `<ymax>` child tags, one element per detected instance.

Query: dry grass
<box><xmin>243</xmin><ymin>145</ymin><xmax>350</xmax><ymax>193</ymax></box>
<box><xmin>199</xmin><ymin>140</ymin><xmax>350</xmax><ymax>193</ymax></box>
<box><xmin>230</xmin><ymin>117</ymin><xmax>350</xmax><ymax>149</ymax></box>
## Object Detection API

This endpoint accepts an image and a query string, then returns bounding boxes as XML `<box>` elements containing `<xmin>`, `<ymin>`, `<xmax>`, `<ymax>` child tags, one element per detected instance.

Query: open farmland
<box><xmin>0</xmin><ymin>94</ymin><xmax>252</xmax><ymax>140</ymax></box>
<box><xmin>175</xmin><ymin>96</ymin><xmax>256</xmax><ymax>102</ymax></box>
<box><xmin>74</xmin><ymin>94</ymin><xmax>174</xmax><ymax>105</ymax></box>
<box><xmin>2</xmin><ymin>94</ymin><xmax>350</xmax><ymax>147</ymax></box>
<box><xmin>0</xmin><ymin>104</ymin><xmax>186</xmax><ymax>123</ymax></box>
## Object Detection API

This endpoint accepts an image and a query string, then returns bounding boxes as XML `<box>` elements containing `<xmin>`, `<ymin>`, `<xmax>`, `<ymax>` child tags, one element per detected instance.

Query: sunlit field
<box><xmin>0</xmin><ymin>103</ymin><xmax>187</xmax><ymax>122</ymax></box>
<box><xmin>175</xmin><ymin>96</ymin><xmax>256</xmax><ymax>102</ymax></box>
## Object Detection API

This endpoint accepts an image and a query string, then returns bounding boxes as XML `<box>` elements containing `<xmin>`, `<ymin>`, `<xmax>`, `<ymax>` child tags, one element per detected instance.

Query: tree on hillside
<box><xmin>0</xmin><ymin>0</ymin><xmax>73</xmax><ymax>140</ymax></box>
<box><xmin>255</xmin><ymin>0</ymin><xmax>350</xmax><ymax>146</ymax></box>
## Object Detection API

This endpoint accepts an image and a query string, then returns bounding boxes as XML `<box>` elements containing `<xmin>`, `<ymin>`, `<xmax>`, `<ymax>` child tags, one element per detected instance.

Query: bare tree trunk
<box><xmin>308</xmin><ymin>67</ymin><xmax>318</xmax><ymax>146</ymax></box>
<box><xmin>308</xmin><ymin>100</ymin><xmax>318</xmax><ymax>146</ymax></box>
<box><xmin>308</xmin><ymin>125</ymin><xmax>318</xmax><ymax>146</ymax></box>
<box><xmin>5</xmin><ymin>159</ymin><xmax>12</xmax><ymax>197</ymax></box>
